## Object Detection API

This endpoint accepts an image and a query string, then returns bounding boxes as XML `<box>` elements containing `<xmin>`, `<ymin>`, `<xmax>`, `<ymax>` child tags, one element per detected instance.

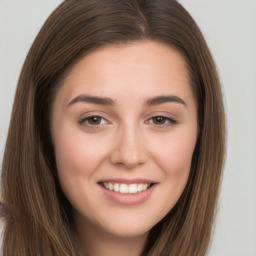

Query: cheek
<box><xmin>53</xmin><ymin>130</ymin><xmax>113</xmax><ymax>219</ymax></box>
<box><xmin>140</xmin><ymin>128</ymin><xmax>197</xmax><ymax>225</ymax></box>
<box><xmin>53</xmin><ymin>128</ymin><xmax>110</xmax><ymax>195</ymax></box>
<box><xmin>165</xmin><ymin>140</ymin><xmax>195</xmax><ymax>173</ymax></box>
<box><xmin>54</xmin><ymin>124</ymin><xmax>109</xmax><ymax>170</ymax></box>
<box><xmin>150</xmin><ymin>127</ymin><xmax>197</xmax><ymax>187</ymax></box>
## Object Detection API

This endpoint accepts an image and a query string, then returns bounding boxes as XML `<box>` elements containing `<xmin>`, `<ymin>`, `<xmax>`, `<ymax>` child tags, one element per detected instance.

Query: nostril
<box><xmin>110</xmin><ymin>133</ymin><xmax>148</xmax><ymax>168</ymax></box>
<box><xmin>110</xmin><ymin>152</ymin><xmax>147</xmax><ymax>169</ymax></box>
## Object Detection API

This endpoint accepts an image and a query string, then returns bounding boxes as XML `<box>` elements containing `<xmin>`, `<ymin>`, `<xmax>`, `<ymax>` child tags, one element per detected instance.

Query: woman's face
<box><xmin>50</xmin><ymin>41</ymin><xmax>198</xmax><ymax>240</ymax></box>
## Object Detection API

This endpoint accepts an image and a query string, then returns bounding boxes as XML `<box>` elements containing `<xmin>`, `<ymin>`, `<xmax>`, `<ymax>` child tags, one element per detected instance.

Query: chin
<box><xmin>92</xmin><ymin>209</ymin><xmax>161</xmax><ymax>239</ymax></box>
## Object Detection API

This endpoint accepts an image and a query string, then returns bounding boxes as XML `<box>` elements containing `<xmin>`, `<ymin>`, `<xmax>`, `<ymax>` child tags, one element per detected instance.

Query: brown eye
<box><xmin>87</xmin><ymin>116</ymin><xmax>102</xmax><ymax>125</ymax></box>
<box><xmin>80</xmin><ymin>116</ymin><xmax>107</xmax><ymax>127</ymax></box>
<box><xmin>148</xmin><ymin>116</ymin><xmax>177</xmax><ymax>127</ymax></box>
<box><xmin>152</xmin><ymin>116</ymin><xmax>166</xmax><ymax>125</ymax></box>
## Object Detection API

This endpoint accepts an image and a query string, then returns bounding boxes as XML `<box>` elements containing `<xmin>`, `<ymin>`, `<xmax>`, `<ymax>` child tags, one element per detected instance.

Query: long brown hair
<box><xmin>1</xmin><ymin>0</ymin><xmax>225</xmax><ymax>255</ymax></box>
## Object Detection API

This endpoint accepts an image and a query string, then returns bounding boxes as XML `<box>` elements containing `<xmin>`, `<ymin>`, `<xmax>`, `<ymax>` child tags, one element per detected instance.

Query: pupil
<box><xmin>154</xmin><ymin>116</ymin><xmax>165</xmax><ymax>124</ymax></box>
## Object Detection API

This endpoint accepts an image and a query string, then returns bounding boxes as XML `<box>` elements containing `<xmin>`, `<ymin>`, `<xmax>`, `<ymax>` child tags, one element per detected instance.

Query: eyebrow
<box><xmin>68</xmin><ymin>94</ymin><xmax>187</xmax><ymax>108</ymax></box>
<box><xmin>146</xmin><ymin>95</ymin><xmax>187</xmax><ymax>108</ymax></box>
<box><xmin>68</xmin><ymin>95</ymin><xmax>115</xmax><ymax>106</ymax></box>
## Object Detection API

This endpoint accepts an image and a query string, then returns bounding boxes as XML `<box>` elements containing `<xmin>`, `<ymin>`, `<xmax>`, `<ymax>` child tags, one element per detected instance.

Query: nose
<box><xmin>110</xmin><ymin>125</ymin><xmax>148</xmax><ymax>169</ymax></box>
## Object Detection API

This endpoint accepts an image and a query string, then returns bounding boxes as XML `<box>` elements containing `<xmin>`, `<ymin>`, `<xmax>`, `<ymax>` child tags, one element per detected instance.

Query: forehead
<box><xmin>54</xmin><ymin>41</ymin><xmax>195</xmax><ymax>108</ymax></box>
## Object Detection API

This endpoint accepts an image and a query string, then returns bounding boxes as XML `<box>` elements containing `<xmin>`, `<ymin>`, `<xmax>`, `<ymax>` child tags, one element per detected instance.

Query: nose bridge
<box><xmin>110</xmin><ymin>121</ymin><xmax>147</xmax><ymax>168</ymax></box>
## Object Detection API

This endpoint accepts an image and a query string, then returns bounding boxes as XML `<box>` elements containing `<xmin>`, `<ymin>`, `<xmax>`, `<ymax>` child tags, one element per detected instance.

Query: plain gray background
<box><xmin>0</xmin><ymin>1</ymin><xmax>256</xmax><ymax>255</ymax></box>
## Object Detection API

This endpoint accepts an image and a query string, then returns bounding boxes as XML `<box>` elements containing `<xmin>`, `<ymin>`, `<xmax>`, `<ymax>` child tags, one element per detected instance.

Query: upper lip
<box><xmin>98</xmin><ymin>178</ymin><xmax>156</xmax><ymax>184</ymax></box>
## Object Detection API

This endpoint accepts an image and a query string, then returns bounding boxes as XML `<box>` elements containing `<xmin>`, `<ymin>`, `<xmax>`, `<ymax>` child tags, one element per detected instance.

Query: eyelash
<box><xmin>146</xmin><ymin>116</ymin><xmax>177</xmax><ymax>127</ymax></box>
<box><xmin>79</xmin><ymin>116</ymin><xmax>107</xmax><ymax>128</ymax></box>
<box><xmin>79</xmin><ymin>115</ymin><xmax>177</xmax><ymax>129</ymax></box>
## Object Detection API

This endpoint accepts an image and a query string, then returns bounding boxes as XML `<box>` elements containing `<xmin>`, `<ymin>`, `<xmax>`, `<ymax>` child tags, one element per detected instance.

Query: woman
<box><xmin>0</xmin><ymin>0</ymin><xmax>225</xmax><ymax>255</ymax></box>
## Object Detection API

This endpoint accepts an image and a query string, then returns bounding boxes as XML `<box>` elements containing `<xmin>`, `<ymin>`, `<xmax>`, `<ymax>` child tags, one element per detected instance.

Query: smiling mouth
<box><xmin>99</xmin><ymin>182</ymin><xmax>155</xmax><ymax>194</ymax></box>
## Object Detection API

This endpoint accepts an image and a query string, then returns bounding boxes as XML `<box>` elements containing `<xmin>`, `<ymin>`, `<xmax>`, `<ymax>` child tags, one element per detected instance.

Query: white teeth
<box><xmin>142</xmin><ymin>184</ymin><xmax>148</xmax><ymax>191</ymax></box>
<box><xmin>108</xmin><ymin>183</ymin><xmax>114</xmax><ymax>190</ymax></box>
<box><xmin>120</xmin><ymin>184</ymin><xmax>129</xmax><ymax>193</ymax></box>
<box><xmin>102</xmin><ymin>182</ymin><xmax>151</xmax><ymax>194</ymax></box>
<box><xmin>128</xmin><ymin>184</ymin><xmax>137</xmax><ymax>193</ymax></box>
<box><xmin>114</xmin><ymin>183</ymin><xmax>119</xmax><ymax>192</ymax></box>
<box><xmin>138</xmin><ymin>184</ymin><xmax>143</xmax><ymax>192</ymax></box>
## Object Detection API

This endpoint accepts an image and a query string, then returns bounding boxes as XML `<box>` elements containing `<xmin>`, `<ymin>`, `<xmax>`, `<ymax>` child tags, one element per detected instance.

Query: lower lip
<box><xmin>98</xmin><ymin>184</ymin><xmax>157</xmax><ymax>205</ymax></box>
